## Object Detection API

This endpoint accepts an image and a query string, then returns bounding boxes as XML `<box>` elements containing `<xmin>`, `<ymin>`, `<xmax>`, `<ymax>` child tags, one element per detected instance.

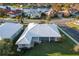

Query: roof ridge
<box><xmin>16</xmin><ymin>23</ymin><xmax>38</xmax><ymax>44</ymax></box>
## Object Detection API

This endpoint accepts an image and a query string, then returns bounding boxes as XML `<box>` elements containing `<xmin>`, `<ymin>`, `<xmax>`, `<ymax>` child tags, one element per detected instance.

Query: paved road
<box><xmin>60</xmin><ymin>26</ymin><xmax>79</xmax><ymax>42</ymax></box>
<box><xmin>0</xmin><ymin>18</ymin><xmax>74</xmax><ymax>24</ymax></box>
<box><xmin>50</xmin><ymin>18</ymin><xmax>74</xmax><ymax>25</ymax></box>
<box><xmin>1</xmin><ymin>17</ymin><xmax>79</xmax><ymax>43</ymax></box>
<box><xmin>23</xmin><ymin>18</ymin><xmax>74</xmax><ymax>25</ymax></box>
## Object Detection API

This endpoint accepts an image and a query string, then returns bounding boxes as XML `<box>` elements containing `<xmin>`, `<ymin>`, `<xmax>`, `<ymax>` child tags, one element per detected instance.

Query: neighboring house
<box><xmin>57</xmin><ymin>12</ymin><xmax>64</xmax><ymax>18</ymax></box>
<box><xmin>0</xmin><ymin>6</ymin><xmax>11</xmax><ymax>13</ymax></box>
<box><xmin>62</xmin><ymin>10</ymin><xmax>70</xmax><ymax>17</ymax></box>
<box><xmin>23</xmin><ymin>8</ymin><xmax>49</xmax><ymax>18</ymax></box>
<box><xmin>0</xmin><ymin>6</ymin><xmax>9</xmax><ymax>16</ymax></box>
<box><xmin>7</xmin><ymin>10</ymin><xmax>22</xmax><ymax>18</ymax></box>
<box><xmin>16</xmin><ymin>23</ymin><xmax>61</xmax><ymax>51</ymax></box>
<box><xmin>0</xmin><ymin>23</ymin><xmax>23</xmax><ymax>40</ymax></box>
<box><xmin>71</xmin><ymin>11</ymin><xmax>79</xmax><ymax>18</ymax></box>
<box><xmin>69</xmin><ymin>8</ymin><xmax>78</xmax><ymax>17</ymax></box>
<box><xmin>46</xmin><ymin>8</ymin><xmax>55</xmax><ymax>18</ymax></box>
<box><xmin>30</xmin><ymin>11</ymin><xmax>41</xmax><ymax>19</ymax></box>
<box><xmin>6</xmin><ymin>6</ymin><xmax>22</xmax><ymax>18</ymax></box>
<box><xmin>23</xmin><ymin>8</ymin><xmax>31</xmax><ymax>17</ymax></box>
<box><xmin>23</xmin><ymin>9</ymin><xmax>41</xmax><ymax>19</ymax></box>
<box><xmin>37</xmin><ymin>8</ymin><xmax>49</xmax><ymax>13</ymax></box>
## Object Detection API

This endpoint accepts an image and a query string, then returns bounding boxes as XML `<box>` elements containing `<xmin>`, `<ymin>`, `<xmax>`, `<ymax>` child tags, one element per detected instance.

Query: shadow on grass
<box><xmin>15</xmin><ymin>39</ymin><xmax>79</xmax><ymax>56</ymax></box>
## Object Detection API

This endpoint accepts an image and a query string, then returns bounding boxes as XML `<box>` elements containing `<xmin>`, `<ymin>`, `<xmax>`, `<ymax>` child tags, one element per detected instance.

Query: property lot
<box><xmin>15</xmin><ymin>31</ymin><xmax>79</xmax><ymax>56</ymax></box>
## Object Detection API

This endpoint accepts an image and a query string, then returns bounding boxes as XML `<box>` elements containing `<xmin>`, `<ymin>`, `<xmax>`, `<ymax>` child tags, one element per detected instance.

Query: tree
<box><xmin>20</xmin><ymin>11</ymin><xmax>25</xmax><ymax>24</ymax></box>
<box><xmin>0</xmin><ymin>39</ymin><xmax>14</xmax><ymax>55</ymax></box>
<box><xmin>0</xmin><ymin>8</ymin><xmax>6</xmax><ymax>18</ymax></box>
<box><xmin>41</xmin><ymin>13</ymin><xmax>47</xmax><ymax>19</ymax></box>
<box><xmin>52</xmin><ymin>4</ymin><xmax>62</xmax><ymax>12</ymax></box>
<box><xmin>15</xmin><ymin>13</ymin><xmax>24</xmax><ymax>24</ymax></box>
<box><xmin>46</xmin><ymin>4</ymin><xmax>62</xmax><ymax>24</ymax></box>
<box><xmin>46</xmin><ymin>14</ymin><xmax>51</xmax><ymax>24</ymax></box>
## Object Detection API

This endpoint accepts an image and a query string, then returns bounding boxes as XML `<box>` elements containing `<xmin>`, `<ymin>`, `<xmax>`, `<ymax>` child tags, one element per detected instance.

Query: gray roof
<box><xmin>16</xmin><ymin>23</ymin><xmax>61</xmax><ymax>44</ymax></box>
<box><xmin>0</xmin><ymin>23</ymin><xmax>23</xmax><ymax>40</ymax></box>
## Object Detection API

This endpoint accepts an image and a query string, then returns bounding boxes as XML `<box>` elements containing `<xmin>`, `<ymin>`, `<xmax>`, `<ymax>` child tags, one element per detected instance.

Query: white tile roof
<box><xmin>0</xmin><ymin>23</ymin><xmax>23</xmax><ymax>40</ymax></box>
<box><xmin>16</xmin><ymin>23</ymin><xmax>61</xmax><ymax>45</ymax></box>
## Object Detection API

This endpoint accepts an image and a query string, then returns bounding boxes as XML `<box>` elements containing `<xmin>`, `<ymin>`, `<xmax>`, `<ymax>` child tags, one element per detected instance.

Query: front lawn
<box><xmin>15</xmin><ymin>31</ymin><xmax>79</xmax><ymax>56</ymax></box>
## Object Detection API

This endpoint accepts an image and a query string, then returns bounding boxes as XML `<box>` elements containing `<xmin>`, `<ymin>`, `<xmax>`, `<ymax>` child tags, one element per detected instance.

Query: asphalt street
<box><xmin>60</xmin><ymin>26</ymin><xmax>79</xmax><ymax>42</ymax></box>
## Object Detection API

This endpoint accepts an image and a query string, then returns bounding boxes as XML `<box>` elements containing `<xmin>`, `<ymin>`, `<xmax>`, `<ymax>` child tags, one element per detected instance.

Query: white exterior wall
<box><xmin>54</xmin><ymin>37</ymin><xmax>59</xmax><ymax>41</ymax></box>
<box><xmin>17</xmin><ymin>41</ymin><xmax>34</xmax><ymax>49</ymax></box>
<box><xmin>18</xmin><ymin>44</ymin><xmax>31</xmax><ymax>48</ymax></box>
<box><xmin>32</xmin><ymin>37</ymin><xmax>41</xmax><ymax>43</ymax></box>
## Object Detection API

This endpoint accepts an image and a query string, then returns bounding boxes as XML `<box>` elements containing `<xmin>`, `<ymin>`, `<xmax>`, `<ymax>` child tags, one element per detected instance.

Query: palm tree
<box><xmin>46</xmin><ymin>9</ymin><xmax>52</xmax><ymax>24</ymax></box>
<box><xmin>52</xmin><ymin>4</ymin><xmax>62</xmax><ymax>12</ymax></box>
<box><xmin>19</xmin><ymin>5</ymin><xmax>25</xmax><ymax>24</ymax></box>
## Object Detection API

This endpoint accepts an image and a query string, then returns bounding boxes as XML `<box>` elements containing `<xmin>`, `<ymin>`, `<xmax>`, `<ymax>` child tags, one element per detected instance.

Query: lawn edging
<box><xmin>57</xmin><ymin>26</ymin><xmax>79</xmax><ymax>45</ymax></box>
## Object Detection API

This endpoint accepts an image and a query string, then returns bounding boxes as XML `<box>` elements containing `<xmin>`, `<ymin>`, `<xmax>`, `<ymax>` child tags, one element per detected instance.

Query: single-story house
<box><xmin>7</xmin><ymin>10</ymin><xmax>22</xmax><ymax>18</ymax></box>
<box><xmin>16</xmin><ymin>23</ymin><xmax>61</xmax><ymax>51</ymax></box>
<box><xmin>0</xmin><ymin>23</ymin><xmax>23</xmax><ymax>40</ymax></box>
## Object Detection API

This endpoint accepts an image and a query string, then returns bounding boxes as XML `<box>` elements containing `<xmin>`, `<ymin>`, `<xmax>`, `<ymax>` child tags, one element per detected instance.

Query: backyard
<box><xmin>15</xmin><ymin>30</ymin><xmax>79</xmax><ymax>56</ymax></box>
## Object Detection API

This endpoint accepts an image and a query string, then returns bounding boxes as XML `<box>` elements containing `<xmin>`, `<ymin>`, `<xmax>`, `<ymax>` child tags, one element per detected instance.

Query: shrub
<box><xmin>0</xmin><ymin>39</ymin><xmax>14</xmax><ymax>55</ymax></box>
<box><xmin>73</xmin><ymin>45</ymin><xmax>79</xmax><ymax>52</ymax></box>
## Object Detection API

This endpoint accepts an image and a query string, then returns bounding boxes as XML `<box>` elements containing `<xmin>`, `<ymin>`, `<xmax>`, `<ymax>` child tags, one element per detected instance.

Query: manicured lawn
<box><xmin>16</xmin><ymin>31</ymin><xmax>79</xmax><ymax>56</ymax></box>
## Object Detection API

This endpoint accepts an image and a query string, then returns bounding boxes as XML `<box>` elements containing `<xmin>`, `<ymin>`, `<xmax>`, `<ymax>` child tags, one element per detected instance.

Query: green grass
<box><xmin>66</xmin><ymin>21</ymin><xmax>79</xmax><ymax>30</ymax></box>
<box><xmin>15</xmin><ymin>31</ymin><xmax>79</xmax><ymax>56</ymax></box>
<box><xmin>0</xmin><ymin>28</ymin><xmax>78</xmax><ymax>56</ymax></box>
<box><xmin>0</xmin><ymin>28</ymin><xmax>79</xmax><ymax>56</ymax></box>
<box><xmin>23</xmin><ymin>5</ymin><xmax>33</xmax><ymax>8</ymax></box>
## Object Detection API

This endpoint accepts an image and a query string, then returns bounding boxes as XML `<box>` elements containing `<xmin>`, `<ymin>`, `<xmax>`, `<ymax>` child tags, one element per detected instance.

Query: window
<box><xmin>32</xmin><ymin>37</ymin><xmax>38</xmax><ymax>40</ymax></box>
<box><xmin>21</xmin><ymin>44</ymin><xmax>26</xmax><ymax>47</ymax></box>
